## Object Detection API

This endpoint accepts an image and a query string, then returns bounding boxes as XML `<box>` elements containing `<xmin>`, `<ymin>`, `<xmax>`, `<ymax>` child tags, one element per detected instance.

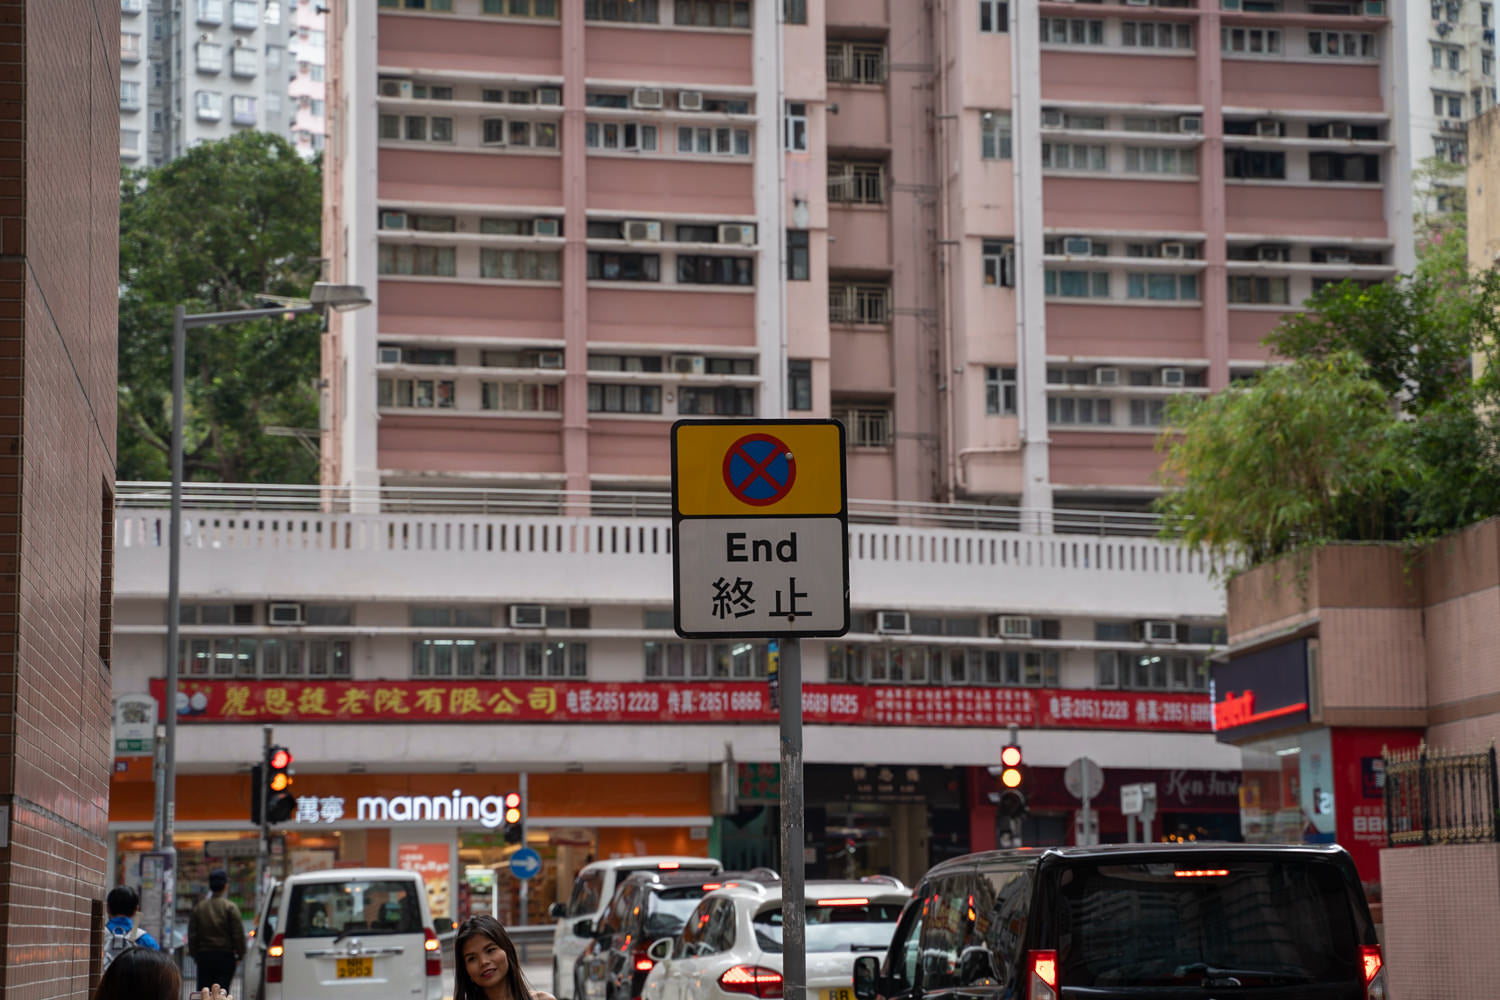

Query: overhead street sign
<box><xmin>672</xmin><ymin>420</ymin><xmax>849</xmax><ymax>639</ymax></box>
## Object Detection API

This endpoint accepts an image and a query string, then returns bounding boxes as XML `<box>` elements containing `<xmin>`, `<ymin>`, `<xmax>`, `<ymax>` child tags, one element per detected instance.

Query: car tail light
<box><xmin>658</xmin><ymin>862</ymin><xmax>681</xmax><ymax>870</ymax></box>
<box><xmin>424</xmin><ymin>927</ymin><xmax>442</xmax><ymax>977</ymax></box>
<box><xmin>1361</xmin><ymin>945</ymin><xmax>1387</xmax><ymax>999</ymax></box>
<box><xmin>635</xmin><ymin>957</ymin><xmax>655</xmax><ymax>972</ymax></box>
<box><xmin>266</xmin><ymin>934</ymin><xmax>285</xmax><ymax>983</ymax></box>
<box><xmin>719</xmin><ymin>965</ymin><xmax>784</xmax><ymax>999</ymax></box>
<box><xmin>1173</xmin><ymin>869</ymin><xmax>1229</xmax><ymax>878</ymax></box>
<box><xmin>702</xmin><ymin>883</ymin><xmax>723</xmax><ymax>891</ymax></box>
<box><xmin>1027</xmin><ymin>950</ymin><xmax>1057</xmax><ymax>1000</ymax></box>
<box><xmin>814</xmin><ymin>897</ymin><xmax>869</xmax><ymax>906</ymax></box>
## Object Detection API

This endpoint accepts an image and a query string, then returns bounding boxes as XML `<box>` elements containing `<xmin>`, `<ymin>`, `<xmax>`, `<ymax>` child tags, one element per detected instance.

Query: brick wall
<box><xmin>0</xmin><ymin>2</ymin><xmax>119</xmax><ymax>997</ymax></box>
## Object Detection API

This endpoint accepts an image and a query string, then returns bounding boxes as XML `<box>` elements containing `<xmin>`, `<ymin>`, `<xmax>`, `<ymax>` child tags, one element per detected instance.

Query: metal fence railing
<box><xmin>1385</xmin><ymin>743</ymin><xmax>1500</xmax><ymax>847</ymax></box>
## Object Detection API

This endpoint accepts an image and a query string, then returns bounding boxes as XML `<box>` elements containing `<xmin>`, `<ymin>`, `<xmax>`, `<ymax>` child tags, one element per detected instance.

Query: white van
<box><xmin>247</xmin><ymin>867</ymin><xmax>444</xmax><ymax>1000</ymax></box>
<box><xmin>549</xmin><ymin>856</ymin><xmax>721</xmax><ymax>999</ymax></box>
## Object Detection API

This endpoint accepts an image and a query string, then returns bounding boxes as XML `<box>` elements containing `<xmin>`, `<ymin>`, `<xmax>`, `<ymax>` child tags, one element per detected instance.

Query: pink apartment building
<box><xmin>289</xmin><ymin>0</ymin><xmax>329</xmax><ymax>158</ymax></box>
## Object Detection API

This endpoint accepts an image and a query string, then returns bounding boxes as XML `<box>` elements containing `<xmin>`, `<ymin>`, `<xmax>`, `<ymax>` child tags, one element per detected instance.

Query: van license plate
<box><xmin>337</xmin><ymin>958</ymin><xmax>373</xmax><ymax>979</ymax></box>
<box><xmin>823</xmin><ymin>989</ymin><xmax>854</xmax><ymax>1000</ymax></box>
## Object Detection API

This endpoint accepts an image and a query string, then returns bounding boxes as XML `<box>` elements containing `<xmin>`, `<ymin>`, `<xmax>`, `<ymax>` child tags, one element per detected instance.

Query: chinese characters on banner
<box><xmin>149</xmin><ymin>679</ymin><xmax>1211</xmax><ymax>733</ymax></box>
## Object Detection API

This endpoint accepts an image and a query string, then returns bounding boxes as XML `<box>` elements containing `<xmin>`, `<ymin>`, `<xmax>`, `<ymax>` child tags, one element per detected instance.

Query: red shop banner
<box><xmin>149</xmin><ymin>679</ymin><xmax>1211</xmax><ymax>733</ymax></box>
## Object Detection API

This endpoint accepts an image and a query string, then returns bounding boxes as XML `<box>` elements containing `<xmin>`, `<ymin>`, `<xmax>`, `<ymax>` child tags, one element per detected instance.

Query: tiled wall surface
<box><xmin>0</xmin><ymin>1</ymin><xmax>119</xmax><ymax>996</ymax></box>
<box><xmin>1381</xmin><ymin>843</ymin><xmax>1500</xmax><ymax>999</ymax></box>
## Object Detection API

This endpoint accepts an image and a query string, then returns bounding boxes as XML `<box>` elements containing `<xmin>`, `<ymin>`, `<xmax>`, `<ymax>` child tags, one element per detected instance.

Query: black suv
<box><xmin>575</xmin><ymin>869</ymin><xmax>775</xmax><ymax>1000</ymax></box>
<box><xmin>854</xmin><ymin>843</ymin><xmax>1386</xmax><ymax>1000</ymax></box>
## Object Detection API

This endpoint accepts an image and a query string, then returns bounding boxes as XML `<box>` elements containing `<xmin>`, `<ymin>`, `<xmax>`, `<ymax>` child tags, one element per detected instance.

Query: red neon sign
<box><xmin>1213</xmin><ymin>690</ymin><xmax>1309</xmax><ymax>731</ymax></box>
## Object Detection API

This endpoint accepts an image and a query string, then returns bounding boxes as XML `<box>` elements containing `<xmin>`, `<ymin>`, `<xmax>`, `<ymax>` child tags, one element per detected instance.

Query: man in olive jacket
<box><xmin>188</xmin><ymin>868</ymin><xmax>246</xmax><ymax>991</ymax></box>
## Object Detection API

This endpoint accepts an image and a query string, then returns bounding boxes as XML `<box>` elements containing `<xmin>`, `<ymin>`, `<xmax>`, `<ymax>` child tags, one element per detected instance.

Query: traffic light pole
<box><xmin>258</xmin><ymin>725</ymin><xmax>272</xmax><ymax>914</ymax></box>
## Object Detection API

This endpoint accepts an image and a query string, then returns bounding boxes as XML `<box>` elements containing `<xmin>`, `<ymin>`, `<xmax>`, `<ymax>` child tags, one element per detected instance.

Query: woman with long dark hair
<box><xmin>455</xmin><ymin>914</ymin><xmax>556</xmax><ymax>1000</ymax></box>
<box><xmin>94</xmin><ymin>947</ymin><xmax>232</xmax><ymax>1000</ymax></box>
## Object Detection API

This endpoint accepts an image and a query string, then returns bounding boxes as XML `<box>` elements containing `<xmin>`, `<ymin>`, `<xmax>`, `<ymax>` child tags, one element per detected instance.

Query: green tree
<box><xmin>118</xmin><ymin>132</ymin><xmax>324</xmax><ymax>483</ymax></box>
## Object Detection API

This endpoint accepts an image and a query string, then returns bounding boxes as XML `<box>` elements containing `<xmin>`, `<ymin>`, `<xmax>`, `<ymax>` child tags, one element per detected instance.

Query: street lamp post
<box><xmin>153</xmin><ymin>283</ymin><xmax>370</xmax><ymax>851</ymax></box>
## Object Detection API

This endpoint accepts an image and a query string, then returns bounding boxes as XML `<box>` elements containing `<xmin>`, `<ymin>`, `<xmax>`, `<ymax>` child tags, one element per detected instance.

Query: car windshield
<box><xmin>285</xmin><ymin>879</ymin><xmax>424</xmax><ymax>938</ymax></box>
<box><xmin>753</xmin><ymin>901</ymin><xmax>905</xmax><ymax>953</ymax></box>
<box><xmin>1054</xmin><ymin>860</ymin><xmax>1362</xmax><ymax>988</ymax></box>
<box><xmin>642</xmin><ymin>886</ymin><xmax>710</xmax><ymax>939</ymax></box>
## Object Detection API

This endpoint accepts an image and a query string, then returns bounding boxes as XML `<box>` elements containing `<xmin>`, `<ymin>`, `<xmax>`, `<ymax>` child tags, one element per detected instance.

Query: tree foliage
<box><xmin>118</xmin><ymin>132</ymin><xmax>324</xmax><ymax>483</ymax></box>
<box><xmin>1156</xmin><ymin>257</ymin><xmax>1500</xmax><ymax>567</ymax></box>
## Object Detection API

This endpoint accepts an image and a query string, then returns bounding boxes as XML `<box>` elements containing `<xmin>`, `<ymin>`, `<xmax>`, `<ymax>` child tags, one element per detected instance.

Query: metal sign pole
<box><xmin>519</xmin><ymin>770</ymin><xmax>529</xmax><ymax>925</ymax></box>
<box><xmin>258</xmin><ymin>725</ymin><xmax>272</xmax><ymax>917</ymax></box>
<box><xmin>779</xmin><ymin>637</ymin><xmax>805</xmax><ymax>1000</ymax></box>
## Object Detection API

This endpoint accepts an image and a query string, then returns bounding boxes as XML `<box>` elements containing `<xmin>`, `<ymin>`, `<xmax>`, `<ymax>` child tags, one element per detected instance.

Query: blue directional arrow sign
<box><xmin>509</xmin><ymin>846</ymin><xmax>542</xmax><ymax>880</ymax></box>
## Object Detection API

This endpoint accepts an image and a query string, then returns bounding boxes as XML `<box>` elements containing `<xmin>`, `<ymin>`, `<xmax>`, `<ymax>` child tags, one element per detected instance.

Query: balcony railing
<box><xmin>828</xmin><ymin>162</ymin><xmax>885</xmax><ymax>205</ymax></box>
<box><xmin>1385</xmin><ymin>743</ymin><xmax>1500</xmax><ymax>847</ymax></box>
<box><xmin>827</xmin><ymin>42</ymin><xmax>887</xmax><ymax>85</ymax></box>
<box><xmin>829</xmin><ymin>283</ymin><xmax>892</xmax><ymax>325</ymax></box>
<box><xmin>115</xmin><ymin>482</ymin><xmax>1173</xmax><ymax>537</ymax></box>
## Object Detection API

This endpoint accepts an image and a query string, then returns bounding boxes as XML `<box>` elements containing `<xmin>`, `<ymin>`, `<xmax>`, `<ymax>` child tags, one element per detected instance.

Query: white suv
<box><xmin>640</xmin><ymin>879</ymin><xmax>909</xmax><ymax>1000</ymax></box>
<box><xmin>247</xmin><ymin>867</ymin><xmax>444</xmax><ymax>1000</ymax></box>
<box><xmin>550</xmin><ymin>856</ymin><xmax>722</xmax><ymax>999</ymax></box>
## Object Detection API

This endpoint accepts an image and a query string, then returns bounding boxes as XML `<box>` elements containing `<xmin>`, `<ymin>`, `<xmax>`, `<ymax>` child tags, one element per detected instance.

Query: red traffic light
<box><xmin>1000</xmin><ymin>745</ymin><xmax>1022</xmax><ymax>768</ymax></box>
<box><xmin>269</xmin><ymin>748</ymin><xmax>293</xmax><ymax>770</ymax></box>
<box><xmin>504</xmin><ymin>792</ymin><xmax>521</xmax><ymax>809</ymax></box>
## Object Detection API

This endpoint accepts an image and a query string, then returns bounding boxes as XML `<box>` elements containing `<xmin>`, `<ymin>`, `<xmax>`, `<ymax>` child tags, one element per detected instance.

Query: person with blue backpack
<box><xmin>103</xmin><ymin>884</ymin><xmax>161</xmax><ymax>972</ymax></box>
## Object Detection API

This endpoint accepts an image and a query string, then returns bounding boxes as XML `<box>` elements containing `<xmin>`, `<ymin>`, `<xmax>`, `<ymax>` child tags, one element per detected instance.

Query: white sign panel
<box><xmin>1121</xmin><ymin>784</ymin><xmax>1144</xmax><ymax>816</ymax></box>
<box><xmin>113</xmin><ymin>693</ymin><xmax>157</xmax><ymax>756</ymax></box>
<box><xmin>676</xmin><ymin>516</ymin><xmax>847</xmax><ymax>636</ymax></box>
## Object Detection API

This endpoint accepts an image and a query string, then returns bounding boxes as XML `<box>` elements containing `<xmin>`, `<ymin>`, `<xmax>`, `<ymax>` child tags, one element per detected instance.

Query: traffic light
<box><xmin>503</xmin><ymin>791</ymin><xmax>523</xmax><ymax>845</ymax></box>
<box><xmin>265</xmin><ymin>745</ymin><xmax>296</xmax><ymax>824</ymax></box>
<box><xmin>988</xmin><ymin>743</ymin><xmax>1027</xmax><ymax>820</ymax></box>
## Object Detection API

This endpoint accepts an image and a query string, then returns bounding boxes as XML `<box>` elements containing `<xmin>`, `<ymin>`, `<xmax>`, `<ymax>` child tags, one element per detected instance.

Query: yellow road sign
<box><xmin>672</xmin><ymin>420</ymin><xmax>845</xmax><ymax>517</ymax></box>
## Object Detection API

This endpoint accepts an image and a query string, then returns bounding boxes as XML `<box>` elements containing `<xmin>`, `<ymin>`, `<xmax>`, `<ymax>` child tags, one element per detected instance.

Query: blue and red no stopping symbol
<box><xmin>723</xmin><ymin>433</ymin><xmax>796</xmax><ymax>506</ymax></box>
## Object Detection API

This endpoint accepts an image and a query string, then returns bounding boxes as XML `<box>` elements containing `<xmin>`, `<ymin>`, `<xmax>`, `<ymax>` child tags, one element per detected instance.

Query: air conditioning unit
<box><xmin>1255</xmin><ymin>119</ymin><xmax>1282</xmax><ymax>137</ymax></box>
<box><xmin>624</xmin><ymin>219</ymin><xmax>662</xmax><ymax>242</ymax></box>
<box><xmin>534</xmin><ymin>218</ymin><xmax>561</xmax><ymax>237</ymax></box>
<box><xmin>1328</xmin><ymin>122</ymin><xmax>1353</xmax><ymax>140</ymax></box>
<box><xmin>510</xmin><ymin>604</ymin><xmax>546</xmax><ymax>628</ymax></box>
<box><xmin>380</xmin><ymin>210</ymin><xmax>408</xmax><ymax>230</ymax></box>
<box><xmin>1160</xmin><ymin>242</ymin><xmax>1187</xmax><ymax>259</ymax></box>
<box><xmin>1093</xmin><ymin>366</ymin><xmax>1120</xmax><ymax>386</ymax></box>
<box><xmin>379</xmin><ymin>79</ymin><xmax>414</xmax><ymax>99</ymax></box>
<box><xmin>994</xmin><ymin>615</ymin><xmax>1033</xmax><ymax>638</ymax></box>
<box><xmin>1257</xmin><ymin>245</ymin><xmax>1287</xmax><ymax>262</ymax></box>
<box><xmin>632</xmin><ymin>87</ymin><xmax>664</xmax><ymax>109</ymax></box>
<box><xmin>1324</xmin><ymin>250</ymin><xmax>1351</xmax><ymax>264</ymax></box>
<box><xmin>1041</xmin><ymin>108</ymin><xmax>1065</xmax><ymax>129</ymax></box>
<box><xmin>537</xmin><ymin>351</ymin><xmax>565</xmax><ymax>369</ymax></box>
<box><xmin>1178</xmin><ymin>115</ymin><xmax>1203</xmax><ymax>133</ymax></box>
<box><xmin>1437</xmin><ymin>20</ymin><xmax>1453</xmax><ymax>35</ymax></box>
<box><xmin>677</xmin><ymin>90</ymin><xmax>704</xmax><ymax>111</ymax></box>
<box><xmin>1141</xmin><ymin>620</ymin><xmax>1178</xmax><ymax>643</ymax></box>
<box><xmin>535</xmin><ymin>87</ymin><xmax>562</xmax><ymax>105</ymax></box>
<box><xmin>717</xmin><ymin>223</ymin><xmax>756</xmax><ymax>245</ymax></box>
<box><xmin>1161</xmin><ymin>367</ymin><xmax>1186</xmax><ymax>388</ymax></box>
<box><xmin>670</xmin><ymin>354</ymin><xmax>706</xmax><ymax>375</ymax></box>
<box><xmin>1363</xmin><ymin>0</ymin><xmax>1384</xmax><ymax>12</ymax></box>
<box><xmin>876</xmin><ymin>611</ymin><xmax>910</xmax><ymax>634</ymax></box>
<box><xmin>378</xmin><ymin>346</ymin><xmax>403</xmax><ymax>364</ymax></box>
<box><xmin>267</xmin><ymin>602</ymin><xmax>305</xmax><ymax>626</ymax></box>
<box><xmin>1062</xmin><ymin>236</ymin><xmax>1093</xmax><ymax>256</ymax></box>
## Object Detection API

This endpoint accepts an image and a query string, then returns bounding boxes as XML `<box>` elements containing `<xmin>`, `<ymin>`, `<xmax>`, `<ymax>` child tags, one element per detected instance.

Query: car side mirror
<box><xmin>549</xmin><ymin>902</ymin><xmax>567</xmax><ymax>920</ymax></box>
<box><xmin>853</xmin><ymin>956</ymin><xmax>880</xmax><ymax>1000</ymax></box>
<box><xmin>647</xmin><ymin>937</ymin><xmax>674</xmax><ymax>962</ymax></box>
<box><xmin>573</xmin><ymin>918</ymin><xmax>594</xmax><ymax>937</ymax></box>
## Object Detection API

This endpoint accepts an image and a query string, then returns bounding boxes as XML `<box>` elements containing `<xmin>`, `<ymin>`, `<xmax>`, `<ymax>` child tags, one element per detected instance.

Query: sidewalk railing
<box><xmin>1384</xmin><ymin>743</ymin><xmax>1500</xmax><ymax>847</ymax></box>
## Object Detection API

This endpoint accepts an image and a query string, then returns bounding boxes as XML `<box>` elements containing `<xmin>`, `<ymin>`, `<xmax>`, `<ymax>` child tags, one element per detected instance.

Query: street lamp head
<box><xmin>308</xmin><ymin>282</ymin><xmax>371</xmax><ymax>313</ymax></box>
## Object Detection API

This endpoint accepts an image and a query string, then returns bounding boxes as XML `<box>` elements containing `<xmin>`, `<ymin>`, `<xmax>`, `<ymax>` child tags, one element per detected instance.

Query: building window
<box><xmin>378</xmin><ymin>378</ymin><xmax>456</xmax><ymax>408</ymax></box>
<box><xmin>982</xmin><ymin>240</ymin><xmax>1014</xmax><ymax>287</ymax></box>
<box><xmin>588</xmin><ymin>121</ymin><xmax>656</xmax><ymax>151</ymax></box>
<box><xmin>1041</xmin><ymin>143</ymin><xmax>1107</xmax><ymax>171</ymax></box>
<box><xmin>412</xmin><ymin>640</ymin><xmax>499</xmax><ymax>678</ymax></box>
<box><xmin>980</xmin><ymin>111</ymin><xmax>1012</xmax><ymax>160</ymax></box>
<box><xmin>1127</xmin><ymin>273</ymin><xmax>1199</xmax><ymax>301</ymax></box>
<box><xmin>834</xmin><ymin>407</ymin><xmax>893</xmax><ymax>447</ymax></box>
<box><xmin>979</xmin><ymin>0</ymin><xmax>1008</xmax><ymax>33</ymax></box>
<box><xmin>121</xmin><ymin>31</ymin><xmax>142</xmax><ymax>61</ymax></box>
<box><xmin>675</xmin><ymin>125</ymin><xmax>747</xmax><ymax>156</ymax></box>
<box><xmin>828</xmin><ymin>160</ymin><xmax>884</xmax><ymax>203</ymax></box>
<box><xmin>1224</xmin><ymin>148</ymin><xmax>1286</xmax><ymax>180</ymax></box>
<box><xmin>787</xmin><ymin>230</ymin><xmax>810</xmax><ymax>280</ymax></box>
<box><xmin>232</xmin><ymin>47</ymin><xmax>257</xmax><ymax>76</ymax></box>
<box><xmin>1309</xmin><ymin>30</ymin><xmax>1375</xmax><ymax>58</ymax></box>
<box><xmin>1044</xmin><ymin>270</ymin><xmax>1110</xmax><ymax>299</ymax></box>
<box><xmin>197</xmin><ymin>0</ymin><xmax>223</xmax><ymax>22</ymax></box>
<box><xmin>829</xmin><ymin>283</ymin><xmax>891</xmax><ymax>324</ymax></box>
<box><xmin>230</xmin><ymin>0</ymin><xmax>259</xmax><ymax>27</ymax></box>
<box><xmin>1228</xmin><ymin>276</ymin><xmax>1290</xmax><ymax>305</ymax></box>
<box><xmin>1309</xmin><ymin>152</ymin><xmax>1380</xmax><ymax>183</ymax></box>
<box><xmin>1124</xmin><ymin>146</ymin><xmax>1195</xmax><ymax>175</ymax></box>
<box><xmin>644</xmin><ymin>641</ymin><xmax>770</xmax><ymax>680</ymax></box>
<box><xmin>480</xmin><ymin>249</ymin><xmax>562</xmax><ymax>281</ymax></box>
<box><xmin>788</xmin><ymin>360</ymin><xmax>812</xmax><ymax>411</ymax></box>
<box><xmin>1221</xmin><ymin>26</ymin><xmax>1281</xmax><ymax>54</ymax></box>
<box><xmin>231</xmin><ymin>95</ymin><xmax>257</xmax><ymax>126</ymax></box>
<box><xmin>985</xmin><ymin>367</ymin><xmax>1016</xmax><ymax>416</ymax></box>
<box><xmin>482</xmin><ymin>382</ymin><xmax>560</xmax><ymax>412</ymax></box>
<box><xmin>674</xmin><ymin>0</ymin><xmax>750</xmax><ymax>27</ymax></box>
<box><xmin>784</xmin><ymin>0</ymin><xmax>806</xmax><ymax>24</ymax></box>
<box><xmin>1046</xmin><ymin>397</ymin><xmax>1113</xmax><ymax>426</ymax></box>
<box><xmin>378</xmin><ymin>244</ymin><xmax>457</xmax><ymax>276</ymax></box>
<box><xmin>120</xmin><ymin>80</ymin><xmax>141</xmax><ymax>109</ymax></box>
<box><xmin>827</xmin><ymin>42</ymin><xmax>887</xmax><ymax>84</ymax></box>
<box><xmin>1129</xmin><ymin>399</ymin><xmax>1166</xmax><ymax>427</ymax></box>
<box><xmin>379</xmin><ymin>0</ymin><xmax>455</xmax><ymax>9</ymax></box>
<box><xmin>121</xmin><ymin>128</ymin><xmax>141</xmax><ymax>153</ymax></box>
<box><xmin>195</xmin><ymin>90</ymin><xmax>223</xmax><ymax>121</ymax></box>
<box><xmin>588</xmin><ymin>383</ymin><xmax>663</xmax><ymax>414</ymax></box>
<box><xmin>1123</xmin><ymin>21</ymin><xmax>1193</xmax><ymax>49</ymax></box>
<box><xmin>1099</xmin><ymin>651</ymin><xmax>1206</xmax><ymax>692</ymax></box>
<box><xmin>481</xmin><ymin>0</ymin><xmax>558</xmax><ymax>14</ymax></box>
<box><xmin>1041</xmin><ymin>18</ymin><xmax>1103</xmax><ymax>45</ymax></box>
<box><xmin>677</xmin><ymin>255</ymin><xmax>754</xmax><ymax>285</ymax></box>
<box><xmin>196</xmin><ymin>40</ymin><xmax>224</xmax><ymax>72</ymax></box>
<box><xmin>679</xmin><ymin>387</ymin><xmax>755</xmax><ymax>416</ymax></box>
<box><xmin>785</xmin><ymin>102</ymin><xmax>808</xmax><ymax>151</ymax></box>
<box><xmin>587</xmin><ymin>252</ymin><xmax>661</xmax><ymax>281</ymax></box>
